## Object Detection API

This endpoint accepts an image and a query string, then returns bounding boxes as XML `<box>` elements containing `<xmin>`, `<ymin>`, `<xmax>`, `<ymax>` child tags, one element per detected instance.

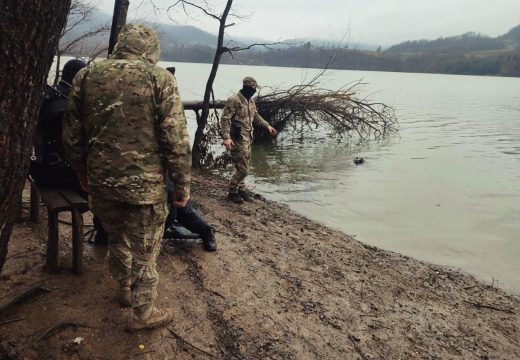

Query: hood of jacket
<box><xmin>111</xmin><ymin>23</ymin><xmax>160</xmax><ymax>64</ymax></box>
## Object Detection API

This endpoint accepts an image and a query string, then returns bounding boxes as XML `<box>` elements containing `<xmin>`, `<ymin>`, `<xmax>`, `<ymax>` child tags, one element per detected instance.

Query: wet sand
<box><xmin>1</xmin><ymin>172</ymin><xmax>519</xmax><ymax>359</ymax></box>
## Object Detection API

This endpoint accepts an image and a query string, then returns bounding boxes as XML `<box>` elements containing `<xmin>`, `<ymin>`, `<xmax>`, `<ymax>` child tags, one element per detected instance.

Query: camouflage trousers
<box><xmin>229</xmin><ymin>139</ymin><xmax>251</xmax><ymax>193</ymax></box>
<box><xmin>90</xmin><ymin>195</ymin><xmax>167</xmax><ymax>315</ymax></box>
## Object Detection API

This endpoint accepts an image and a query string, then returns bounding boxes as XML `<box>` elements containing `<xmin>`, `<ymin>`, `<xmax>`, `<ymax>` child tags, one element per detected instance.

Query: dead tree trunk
<box><xmin>108</xmin><ymin>0</ymin><xmax>130</xmax><ymax>55</ymax></box>
<box><xmin>0</xmin><ymin>0</ymin><xmax>71</xmax><ymax>272</ymax></box>
<box><xmin>191</xmin><ymin>0</ymin><xmax>233</xmax><ymax>168</ymax></box>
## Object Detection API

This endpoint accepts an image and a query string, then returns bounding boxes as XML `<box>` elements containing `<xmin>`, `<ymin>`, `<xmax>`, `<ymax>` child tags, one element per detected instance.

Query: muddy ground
<box><xmin>0</xmin><ymin>172</ymin><xmax>519</xmax><ymax>359</ymax></box>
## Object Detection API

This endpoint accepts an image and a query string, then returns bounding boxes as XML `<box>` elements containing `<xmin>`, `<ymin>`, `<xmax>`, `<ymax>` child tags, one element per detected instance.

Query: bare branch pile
<box><xmin>192</xmin><ymin>78</ymin><xmax>398</xmax><ymax>168</ymax></box>
<box><xmin>254</xmin><ymin>80</ymin><xmax>398</xmax><ymax>143</ymax></box>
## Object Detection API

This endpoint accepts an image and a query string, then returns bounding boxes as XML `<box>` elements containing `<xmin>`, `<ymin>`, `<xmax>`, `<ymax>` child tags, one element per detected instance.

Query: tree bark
<box><xmin>191</xmin><ymin>0</ymin><xmax>233</xmax><ymax>168</ymax></box>
<box><xmin>0</xmin><ymin>0</ymin><xmax>71</xmax><ymax>272</ymax></box>
<box><xmin>108</xmin><ymin>0</ymin><xmax>130</xmax><ymax>55</ymax></box>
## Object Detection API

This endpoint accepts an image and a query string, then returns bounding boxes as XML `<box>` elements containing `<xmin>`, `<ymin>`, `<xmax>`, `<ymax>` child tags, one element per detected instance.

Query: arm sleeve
<box><xmin>155</xmin><ymin>71</ymin><xmax>192</xmax><ymax>201</ymax></box>
<box><xmin>63</xmin><ymin>68</ymin><xmax>88</xmax><ymax>179</ymax></box>
<box><xmin>219</xmin><ymin>98</ymin><xmax>235</xmax><ymax>140</ymax></box>
<box><xmin>253</xmin><ymin>111</ymin><xmax>271</xmax><ymax>129</ymax></box>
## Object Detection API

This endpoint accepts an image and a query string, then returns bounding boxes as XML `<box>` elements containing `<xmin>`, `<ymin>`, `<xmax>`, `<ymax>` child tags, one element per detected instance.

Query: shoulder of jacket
<box><xmin>43</xmin><ymin>85</ymin><xmax>65</xmax><ymax>101</ymax></box>
<box><xmin>150</xmin><ymin>66</ymin><xmax>176</xmax><ymax>84</ymax></box>
<box><xmin>228</xmin><ymin>94</ymin><xmax>242</xmax><ymax>103</ymax></box>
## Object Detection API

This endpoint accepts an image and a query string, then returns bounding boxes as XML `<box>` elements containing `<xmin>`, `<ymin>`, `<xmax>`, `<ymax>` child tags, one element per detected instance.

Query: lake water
<box><xmin>162</xmin><ymin>61</ymin><xmax>520</xmax><ymax>294</ymax></box>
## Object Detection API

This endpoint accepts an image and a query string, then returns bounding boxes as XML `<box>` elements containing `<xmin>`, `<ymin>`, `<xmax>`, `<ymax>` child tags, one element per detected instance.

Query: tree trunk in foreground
<box><xmin>108</xmin><ymin>0</ymin><xmax>130</xmax><ymax>55</ymax></box>
<box><xmin>0</xmin><ymin>0</ymin><xmax>71</xmax><ymax>272</ymax></box>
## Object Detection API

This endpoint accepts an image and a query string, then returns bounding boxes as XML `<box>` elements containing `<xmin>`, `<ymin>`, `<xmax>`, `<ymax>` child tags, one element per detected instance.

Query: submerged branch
<box><xmin>254</xmin><ymin>80</ymin><xmax>398</xmax><ymax>143</ymax></box>
<box><xmin>181</xmin><ymin>77</ymin><xmax>398</xmax><ymax>168</ymax></box>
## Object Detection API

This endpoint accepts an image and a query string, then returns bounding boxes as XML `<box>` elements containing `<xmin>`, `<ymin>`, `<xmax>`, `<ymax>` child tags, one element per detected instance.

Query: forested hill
<box><xmin>387</xmin><ymin>26</ymin><xmax>520</xmax><ymax>54</ymax></box>
<box><xmin>65</xmin><ymin>7</ymin><xmax>520</xmax><ymax>77</ymax></box>
<box><xmin>501</xmin><ymin>24</ymin><xmax>520</xmax><ymax>43</ymax></box>
<box><xmin>162</xmin><ymin>24</ymin><xmax>520</xmax><ymax>77</ymax></box>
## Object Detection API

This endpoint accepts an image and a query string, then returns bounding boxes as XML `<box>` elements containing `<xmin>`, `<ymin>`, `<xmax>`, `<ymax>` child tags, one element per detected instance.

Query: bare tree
<box><xmin>148</xmin><ymin>0</ymin><xmax>289</xmax><ymax>167</ymax></box>
<box><xmin>147</xmin><ymin>0</ymin><xmax>397</xmax><ymax>168</ymax></box>
<box><xmin>53</xmin><ymin>0</ymin><xmax>110</xmax><ymax>84</ymax></box>
<box><xmin>0</xmin><ymin>0</ymin><xmax>71</xmax><ymax>272</ymax></box>
<box><xmin>153</xmin><ymin>0</ymin><xmax>234</xmax><ymax>167</ymax></box>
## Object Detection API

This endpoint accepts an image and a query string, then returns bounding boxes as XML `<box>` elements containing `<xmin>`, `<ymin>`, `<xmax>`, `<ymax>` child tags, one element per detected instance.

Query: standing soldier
<box><xmin>219</xmin><ymin>77</ymin><xmax>277</xmax><ymax>203</ymax></box>
<box><xmin>63</xmin><ymin>24</ymin><xmax>191</xmax><ymax>331</ymax></box>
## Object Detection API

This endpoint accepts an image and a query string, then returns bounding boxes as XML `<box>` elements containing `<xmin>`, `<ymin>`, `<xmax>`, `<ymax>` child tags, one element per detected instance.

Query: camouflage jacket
<box><xmin>219</xmin><ymin>92</ymin><xmax>271</xmax><ymax>142</ymax></box>
<box><xmin>63</xmin><ymin>24</ymin><xmax>191</xmax><ymax>204</ymax></box>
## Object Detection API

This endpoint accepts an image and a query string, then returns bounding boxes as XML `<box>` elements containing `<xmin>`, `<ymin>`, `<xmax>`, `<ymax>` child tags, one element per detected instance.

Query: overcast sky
<box><xmin>95</xmin><ymin>0</ymin><xmax>520</xmax><ymax>46</ymax></box>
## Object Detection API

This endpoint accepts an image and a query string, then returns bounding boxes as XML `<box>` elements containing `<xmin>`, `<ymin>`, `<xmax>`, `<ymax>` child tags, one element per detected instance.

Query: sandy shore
<box><xmin>1</xmin><ymin>172</ymin><xmax>519</xmax><ymax>359</ymax></box>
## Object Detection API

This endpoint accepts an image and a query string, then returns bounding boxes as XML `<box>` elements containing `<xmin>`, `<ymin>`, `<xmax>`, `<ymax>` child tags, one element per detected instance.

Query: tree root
<box><xmin>167</xmin><ymin>326</ymin><xmax>216</xmax><ymax>358</ymax></box>
<box><xmin>0</xmin><ymin>283</ymin><xmax>49</xmax><ymax>314</ymax></box>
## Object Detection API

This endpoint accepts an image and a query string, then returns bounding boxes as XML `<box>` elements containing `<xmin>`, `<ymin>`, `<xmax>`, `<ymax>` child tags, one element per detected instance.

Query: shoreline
<box><xmin>1</xmin><ymin>172</ymin><xmax>519</xmax><ymax>359</ymax></box>
<box><xmin>261</xmin><ymin>197</ymin><xmax>520</xmax><ymax>298</ymax></box>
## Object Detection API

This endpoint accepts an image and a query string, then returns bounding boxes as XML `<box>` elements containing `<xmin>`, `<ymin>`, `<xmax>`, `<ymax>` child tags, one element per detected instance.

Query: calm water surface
<box><xmin>167</xmin><ymin>62</ymin><xmax>520</xmax><ymax>294</ymax></box>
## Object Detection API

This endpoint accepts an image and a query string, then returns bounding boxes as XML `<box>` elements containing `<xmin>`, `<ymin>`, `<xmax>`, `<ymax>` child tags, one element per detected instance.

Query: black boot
<box><xmin>227</xmin><ymin>192</ymin><xmax>244</xmax><ymax>204</ymax></box>
<box><xmin>238</xmin><ymin>190</ymin><xmax>254</xmax><ymax>202</ymax></box>
<box><xmin>202</xmin><ymin>232</ymin><xmax>217</xmax><ymax>252</ymax></box>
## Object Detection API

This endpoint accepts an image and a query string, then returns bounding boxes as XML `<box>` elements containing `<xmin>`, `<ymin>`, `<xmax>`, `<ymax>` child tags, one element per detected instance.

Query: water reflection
<box><xmin>170</xmin><ymin>61</ymin><xmax>520</xmax><ymax>294</ymax></box>
<box><xmin>250</xmin><ymin>135</ymin><xmax>394</xmax><ymax>187</ymax></box>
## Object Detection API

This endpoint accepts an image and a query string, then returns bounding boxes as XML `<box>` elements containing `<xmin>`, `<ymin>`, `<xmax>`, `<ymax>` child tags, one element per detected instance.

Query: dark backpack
<box><xmin>29</xmin><ymin>84</ymin><xmax>79</xmax><ymax>187</ymax></box>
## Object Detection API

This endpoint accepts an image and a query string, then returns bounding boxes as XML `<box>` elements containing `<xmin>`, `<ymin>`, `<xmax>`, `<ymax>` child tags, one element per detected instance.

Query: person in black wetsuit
<box><xmin>164</xmin><ymin>179</ymin><xmax>217</xmax><ymax>252</ymax></box>
<box><xmin>29</xmin><ymin>59</ymin><xmax>108</xmax><ymax>244</ymax></box>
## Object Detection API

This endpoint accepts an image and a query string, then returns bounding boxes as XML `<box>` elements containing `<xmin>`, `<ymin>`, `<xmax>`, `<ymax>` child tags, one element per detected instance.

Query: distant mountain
<box><xmin>65</xmin><ymin>9</ymin><xmax>382</xmax><ymax>55</ymax></box>
<box><xmin>386</xmin><ymin>26</ymin><xmax>520</xmax><ymax>54</ymax></box>
<box><xmin>271</xmin><ymin>37</ymin><xmax>381</xmax><ymax>51</ymax></box>
<box><xmin>155</xmin><ymin>24</ymin><xmax>218</xmax><ymax>46</ymax></box>
<box><xmin>500</xmin><ymin>24</ymin><xmax>520</xmax><ymax>43</ymax></box>
<box><xmin>63</xmin><ymin>8</ymin><xmax>520</xmax><ymax>77</ymax></box>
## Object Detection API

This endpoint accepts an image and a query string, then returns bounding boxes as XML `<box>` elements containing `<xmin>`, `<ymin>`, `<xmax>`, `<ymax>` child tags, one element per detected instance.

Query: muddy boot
<box><xmin>118</xmin><ymin>281</ymin><xmax>131</xmax><ymax>308</ymax></box>
<box><xmin>227</xmin><ymin>192</ymin><xmax>244</xmax><ymax>204</ymax></box>
<box><xmin>202</xmin><ymin>232</ymin><xmax>217</xmax><ymax>252</ymax></box>
<box><xmin>238</xmin><ymin>190</ymin><xmax>254</xmax><ymax>202</ymax></box>
<box><xmin>127</xmin><ymin>306</ymin><xmax>173</xmax><ymax>332</ymax></box>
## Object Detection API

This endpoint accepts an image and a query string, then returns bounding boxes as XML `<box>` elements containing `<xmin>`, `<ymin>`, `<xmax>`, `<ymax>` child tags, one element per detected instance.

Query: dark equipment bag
<box><xmin>29</xmin><ymin>85</ymin><xmax>78</xmax><ymax>187</ymax></box>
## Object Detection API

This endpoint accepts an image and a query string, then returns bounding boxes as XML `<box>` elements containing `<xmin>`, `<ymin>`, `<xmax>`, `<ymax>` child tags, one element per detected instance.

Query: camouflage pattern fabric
<box><xmin>229</xmin><ymin>140</ymin><xmax>251</xmax><ymax>192</ymax></box>
<box><xmin>220</xmin><ymin>92</ymin><xmax>271</xmax><ymax>193</ymax></box>
<box><xmin>63</xmin><ymin>23</ymin><xmax>191</xmax><ymax>205</ymax></box>
<box><xmin>90</xmin><ymin>195</ymin><xmax>167</xmax><ymax>315</ymax></box>
<box><xmin>62</xmin><ymin>23</ymin><xmax>190</xmax><ymax>318</ymax></box>
<box><xmin>219</xmin><ymin>92</ymin><xmax>270</xmax><ymax>142</ymax></box>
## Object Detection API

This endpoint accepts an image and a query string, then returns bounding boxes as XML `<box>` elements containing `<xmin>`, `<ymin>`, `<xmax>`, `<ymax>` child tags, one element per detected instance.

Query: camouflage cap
<box><xmin>243</xmin><ymin>76</ymin><xmax>260</xmax><ymax>89</ymax></box>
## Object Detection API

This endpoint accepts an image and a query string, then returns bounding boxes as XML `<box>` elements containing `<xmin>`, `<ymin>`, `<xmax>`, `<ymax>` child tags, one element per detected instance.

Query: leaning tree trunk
<box><xmin>191</xmin><ymin>0</ymin><xmax>233</xmax><ymax>168</ymax></box>
<box><xmin>0</xmin><ymin>0</ymin><xmax>71</xmax><ymax>272</ymax></box>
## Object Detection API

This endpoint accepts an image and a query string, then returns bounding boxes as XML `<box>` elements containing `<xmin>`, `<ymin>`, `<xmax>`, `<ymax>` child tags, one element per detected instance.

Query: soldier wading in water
<box><xmin>63</xmin><ymin>24</ymin><xmax>191</xmax><ymax>331</ymax></box>
<box><xmin>219</xmin><ymin>77</ymin><xmax>277</xmax><ymax>203</ymax></box>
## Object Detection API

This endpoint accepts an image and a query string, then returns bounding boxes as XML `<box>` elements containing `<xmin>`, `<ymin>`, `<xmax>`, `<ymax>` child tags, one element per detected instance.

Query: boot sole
<box><xmin>126</xmin><ymin>313</ymin><xmax>173</xmax><ymax>332</ymax></box>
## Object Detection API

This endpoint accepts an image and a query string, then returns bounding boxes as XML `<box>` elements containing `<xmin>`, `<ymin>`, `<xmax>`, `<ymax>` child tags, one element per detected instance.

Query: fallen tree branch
<box><xmin>167</xmin><ymin>326</ymin><xmax>216</xmax><ymax>358</ymax></box>
<box><xmin>348</xmin><ymin>334</ymin><xmax>369</xmax><ymax>360</ymax></box>
<box><xmin>33</xmin><ymin>321</ymin><xmax>96</xmax><ymax>343</ymax></box>
<box><xmin>5</xmin><ymin>250</ymin><xmax>33</xmax><ymax>260</ymax></box>
<box><xmin>0</xmin><ymin>316</ymin><xmax>26</xmax><ymax>326</ymax></box>
<box><xmin>463</xmin><ymin>300</ymin><xmax>515</xmax><ymax>314</ymax></box>
<box><xmin>186</xmin><ymin>258</ymin><xmax>226</xmax><ymax>299</ymax></box>
<box><xmin>194</xmin><ymin>78</ymin><xmax>398</xmax><ymax>168</ymax></box>
<box><xmin>254</xmin><ymin>80</ymin><xmax>398</xmax><ymax>143</ymax></box>
<box><xmin>0</xmin><ymin>284</ymin><xmax>49</xmax><ymax>314</ymax></box>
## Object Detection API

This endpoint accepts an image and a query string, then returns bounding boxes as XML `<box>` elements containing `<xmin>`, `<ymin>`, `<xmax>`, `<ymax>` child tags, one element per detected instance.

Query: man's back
<box><xmin>62</xmin><ymin>23</ymin><xmax>191</xmax><ymax>332</ymax></box>
<box><xmin>64</xmin><ymin>24</ymin><xmax>191</xmax><ymax>205</ymax></box>
<box><xmin>73</xmin><ymin>58</ymin><xmax>165</xmax><ymax>203</ymax></box>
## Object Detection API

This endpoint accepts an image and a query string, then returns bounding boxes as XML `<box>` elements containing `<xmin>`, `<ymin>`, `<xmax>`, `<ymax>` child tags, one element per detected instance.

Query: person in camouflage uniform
<box><xmin>219</xmin><ymin>77</ymin><xmax>277</xmax><ymax>203</ymax></box>
<box><xmin>63</xmin><ymin>24</ymin><xmax>191</xmax><ymax>331</ymax></box>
